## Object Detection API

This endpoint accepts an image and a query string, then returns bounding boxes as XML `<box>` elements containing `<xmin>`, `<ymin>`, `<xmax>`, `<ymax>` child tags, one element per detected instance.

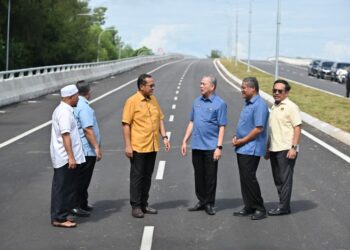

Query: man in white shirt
<box><xmin>50</xmin><ymin>85</ymin><xmax>85</xmax><ymax>228</ymax></box>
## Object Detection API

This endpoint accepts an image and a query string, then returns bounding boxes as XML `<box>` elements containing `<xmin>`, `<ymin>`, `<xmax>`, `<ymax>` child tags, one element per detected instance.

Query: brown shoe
<box><xmin>132</xmin><ymin>207</ymin><xmax>144</xmax><ymax>218</ymax></box>
<box><xmin>142</xmin><ymin>206</ymin><xmax>158</xmax><ymax>214</ymax></box>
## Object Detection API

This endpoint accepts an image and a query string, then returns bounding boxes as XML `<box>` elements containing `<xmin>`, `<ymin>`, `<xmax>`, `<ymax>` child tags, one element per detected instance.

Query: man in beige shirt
<box><xmin>266</xmin><ymin>79</ymin><xmax>302</xmax><ymax>216</ymax></box>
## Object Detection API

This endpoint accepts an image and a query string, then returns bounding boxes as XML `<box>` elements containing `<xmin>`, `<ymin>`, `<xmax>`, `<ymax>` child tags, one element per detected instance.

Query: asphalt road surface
<box><xmin>249</xmin><ymin>60</ymin><xmax>347</xmax><ymax>97</ymax></box>
<box><xmin>0</xmin><ymin>58</ymin><xmax>349</xmax><ymax>250</ymax></box>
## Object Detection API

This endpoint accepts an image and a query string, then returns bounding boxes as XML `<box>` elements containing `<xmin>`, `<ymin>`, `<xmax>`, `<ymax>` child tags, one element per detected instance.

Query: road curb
<box><xmin>215</xmin><ymin>59</ymin><xmax>350</xmax><ymax>146</ymax></box>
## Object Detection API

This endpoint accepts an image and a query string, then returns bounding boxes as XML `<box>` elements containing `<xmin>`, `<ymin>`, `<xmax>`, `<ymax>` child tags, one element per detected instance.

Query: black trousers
<box><xmin>51</xmin><ymin>164</ymin><xmax>77</xmax><ymax>222</ymax></box>
<box><xmin>236</xmin><ymin>154</ymin><xmax>265</xmax><ymax>211</ymax></box>
<box><xmin>270</xmin><ymin>150</ymin><xmax>296</xmax><ymax>210</ymax></box>
<box><xmin>346</xmin><ymin>80</ymin><xmax>350</xmax><ymax>98</ymax></box>
<box><xmin>129</xmin><ymin>151</ymin><xmax>157</xmax><ymax>208</ymax></box>
<box><xmin>192</xmin><ymin>149</ymin><xmax>218</xmax><ymax>205</ymax></box>
<box><xmin>75</xmin><ymin>156</ymin><xmax>96</xmax><ymax>210</ymax></box>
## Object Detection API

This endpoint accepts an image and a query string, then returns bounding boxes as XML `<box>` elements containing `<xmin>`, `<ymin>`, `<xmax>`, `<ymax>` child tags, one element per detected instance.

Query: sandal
<box><xmin>52</xmin><ymin>220</ymin><xmax>77</xmax><ymax>228</ymax></box>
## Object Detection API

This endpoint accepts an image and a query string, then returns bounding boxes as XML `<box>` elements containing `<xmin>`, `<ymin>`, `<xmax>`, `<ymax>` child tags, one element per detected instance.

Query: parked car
<box><xmin>329</xmin><ymin>62</ymin><xmax>350</xmax><ymax>81</ymax></box>
<box><xmin>336</xmin><ymin>68</ymin><xmax>349</xmax><ymax>83</ymax></box>
<box><xmin>307</xmin><ymin>59</ymin><xmax>320</xmax><ymax>76</ymax></box>
<box><xmin>315</xmin><ymin>61</ymin><xmax>334</xmax><ymax>79</ymax></box>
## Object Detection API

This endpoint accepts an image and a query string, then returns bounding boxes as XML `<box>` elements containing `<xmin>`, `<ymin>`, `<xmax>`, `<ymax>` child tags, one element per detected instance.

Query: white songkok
<box><xmin>60</xmin><ymin>85</ymin><xmax>78</xmax><ymax>97</ymax></box>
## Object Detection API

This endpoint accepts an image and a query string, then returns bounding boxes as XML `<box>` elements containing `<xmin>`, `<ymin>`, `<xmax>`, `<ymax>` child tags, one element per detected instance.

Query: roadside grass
<box><xmin>220</xmin><ymin>59</ymin><xmax>350</xmax><ymax>133</ymax></box>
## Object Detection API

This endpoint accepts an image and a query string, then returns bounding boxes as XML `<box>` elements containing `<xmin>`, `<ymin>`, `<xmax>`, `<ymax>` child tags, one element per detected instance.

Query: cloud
<box><xmin>139</xmin><ymin>25</ymin><xmax>181</xmax><ymax>53</ymax></box>
<box><xmin>323</xmin><ymin>41</ymin><xmax>350</xmax><ymax>61</ymax></box>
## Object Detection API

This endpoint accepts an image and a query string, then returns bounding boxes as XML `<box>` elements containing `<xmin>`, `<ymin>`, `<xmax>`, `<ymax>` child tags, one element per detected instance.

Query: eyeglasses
<box><xmin>272</xmin><ymin>88</ymin><xmax>284</xmax><ymax>94</ymax></box>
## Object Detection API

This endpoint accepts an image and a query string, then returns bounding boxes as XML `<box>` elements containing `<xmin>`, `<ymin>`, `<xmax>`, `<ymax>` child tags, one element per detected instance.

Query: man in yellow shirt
<box><xmin>122</xmin><ymin>73</ymin><xmax>170</xmax><ymax>218</ymax></box>
<box><xmin>266</xmin><ymin>79</ymin><xmax>302</xmax><ymax>216</ymax></box>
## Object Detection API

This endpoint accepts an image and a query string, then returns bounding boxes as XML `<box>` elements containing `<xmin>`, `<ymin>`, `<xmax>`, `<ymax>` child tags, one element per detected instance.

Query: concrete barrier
<box><xmin>0</xmin><ymin>54</ymin><xmax>182</xmax><ymax>107</ymax></box>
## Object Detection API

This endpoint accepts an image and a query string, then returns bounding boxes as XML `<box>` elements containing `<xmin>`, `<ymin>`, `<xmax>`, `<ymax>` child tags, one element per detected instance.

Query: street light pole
<box><xmin>247</xmin><ymin>0</ymin><xmax>252</xmax><ymax>72</ymax></box>
<box><xmin>274</xmin><ymin>0</ymin><xmax>281</xmax><ymax>80</ymax></box>
<box><xmin>234</xmin><ymin>8</ymin><xmax>239</xmax><ymax>66</ymax></box>
<box><xmin>5</xmin><ymin>0</ymin><xmax>11</xmax><ymax>71</ymax></box>
<box><xmin>97</xmin><ymin>28</ymin><xmax>114</xmax><ymax>62</ymax></box>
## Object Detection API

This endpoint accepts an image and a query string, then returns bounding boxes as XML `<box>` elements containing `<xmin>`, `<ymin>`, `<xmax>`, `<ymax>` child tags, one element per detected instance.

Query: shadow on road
<box><xmin>151</xmin><ymin>199</ymin><xmax>190</xmax><ymax>210</ymax></box>
<box><xmin>76</xmin><ymin>198</ymin><xmax>128</xmax><ymax>223</ymax></box>
<box><xmin>215</xmin><ymin>198</ymin><xmax>243</xmax><ymax>211</ymax></box>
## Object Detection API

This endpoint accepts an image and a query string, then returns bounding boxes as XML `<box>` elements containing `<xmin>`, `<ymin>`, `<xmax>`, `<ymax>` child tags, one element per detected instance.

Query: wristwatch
<box><xmin>162</xmin><ymin>135</ymin><xmax>168</xmax><ymax>140</ymax></box>
<box><xmin>291</xmin><ymin>145</ymin><xmax>299</xmax><ymax>150</ymax></box>
<box><xmin>217</xmin><ymin>145</ymin><xmax>223</xmax><ymax>150</ymax></box>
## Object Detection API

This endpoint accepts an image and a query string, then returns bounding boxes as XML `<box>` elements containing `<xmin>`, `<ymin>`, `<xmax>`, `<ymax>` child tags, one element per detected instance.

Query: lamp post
<box><xmin>5</xmin><ymin>0</ymin><xmax>11</xmax><ymax>71</ymax></box>
<box><xmin>97</xmin><ymin>28</ymin><xmax>114</xmax><ymax>62</ymax></box>
<box><xmin>274</xmin><ymin>0</ymin><xmax>281</xmax><ymax>80</ymax></box>
<box><xmin>247</xmin><ymin>0</ymin><xmax>252</xmax><ymax>72</ymax></box>
<box><xmin>234</xmin><ymin>8</ymin><xmax>239</xmax><ymax>66</ymax></box>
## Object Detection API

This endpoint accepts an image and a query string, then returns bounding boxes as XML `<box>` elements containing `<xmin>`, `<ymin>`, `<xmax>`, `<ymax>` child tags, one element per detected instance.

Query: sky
<box><xmin>89</xmin><ymin>0</ymin><xmax>350</xmax><ymax>61</ymax></box>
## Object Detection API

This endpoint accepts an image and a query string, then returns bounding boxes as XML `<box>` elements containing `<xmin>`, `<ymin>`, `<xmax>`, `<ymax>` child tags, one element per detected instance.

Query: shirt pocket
<box><xmin>200</xmin><ymin>107</ymin><xmax>217</xmax><ymax>123</ymax></box>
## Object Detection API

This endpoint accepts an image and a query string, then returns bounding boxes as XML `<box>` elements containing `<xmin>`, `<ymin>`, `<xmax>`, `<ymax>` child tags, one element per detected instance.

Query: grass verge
<box><xmin>220</xmin><ymin>59</ymin><xmax>350</xmax><ymax>133</ymax></box>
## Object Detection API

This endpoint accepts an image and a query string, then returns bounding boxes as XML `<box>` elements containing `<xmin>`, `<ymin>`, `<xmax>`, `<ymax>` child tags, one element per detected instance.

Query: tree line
<box><xmin>0</xmin><ymin>0</ymin><xmax>152</xmax><ymax>71</ymax></box>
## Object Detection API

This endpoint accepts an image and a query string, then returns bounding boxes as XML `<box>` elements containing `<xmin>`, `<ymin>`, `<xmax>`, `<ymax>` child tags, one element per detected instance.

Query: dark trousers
<box><xmin>75</xmin><ymin>156</ymin><xmax>96</xmax><ymax>210</ymax></box>
<box><xmin>270</xmin><ymin>150</ymin><xmax>296</xmax><ymax>210</ymax></box>
<box><xmin>236</xmin><ymin>154</ymin><xmax>265</xmax><ymax>211</ymax></box>
<box><xmin>192</xmin><ymin>149</ymin><xmax>218</xmax><ymax>205</ymax></box>
<box><xmin>346</xmin><ymin>80</ymin><xmax>350</xmax><ymax>98</ymax></box>
<box><xmin>51</xmin><ymin>164</ymin><xmax>77</xmax><ymax>222</ymax></box>
<box><xmin>130</xmin><ymin>151</ymin><xmax>157</xmax><ymax>208</ymax></box>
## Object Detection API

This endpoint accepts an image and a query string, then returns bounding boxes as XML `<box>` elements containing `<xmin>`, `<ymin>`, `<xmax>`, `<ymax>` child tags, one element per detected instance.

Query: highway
<box><xmin>0</xmin><ymin>58</ymin><xmax>350</xmax><ymax>249</ymax></box>
<box><xmin>249</xmin><ymin>60</ymin><xmax>347</xmax><ymax>97</ymax></box>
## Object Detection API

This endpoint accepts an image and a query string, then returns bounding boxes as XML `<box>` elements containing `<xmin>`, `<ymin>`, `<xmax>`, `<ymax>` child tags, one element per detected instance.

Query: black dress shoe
<box><xmin>233</xmin><ymin>208</ymin><xmax>254</xmax><ymax>217</ymax></box>
<box><xmin>188</xmin><ymin>202</ymin><xmax>205</xmax><ymax>212</ymax></box>
<box><xmin>204</xmin><ymin>204</ymin><xmax>216</xmax><ymax>215</ymax></box>
<box><xmin>71</xmin><ymin>208</ymin><xmax>90</xmax><ymax>217</ymax></box>
<box><xmin>132</xmin><ymin>207</ymin><xmax>144</xmax><ymax>218</ymax></box>
<box><xmin>268</xmin><ymin>207</ymin><xmax>291</xmax><ymax>216</ymax></box>
<box><xmin>142</xmin><ymin>206</ymin><xmax>158</xmax><ymax>214</ymax></box>
<box><xmin>251</xmin><ymin>210</ymin><xmax>267</xmax><ymax>220</ymax></box>
<box><xmin>81</xmin><ymin>205</ymin><xmax>94</xmax><ymax>212</ymax></box>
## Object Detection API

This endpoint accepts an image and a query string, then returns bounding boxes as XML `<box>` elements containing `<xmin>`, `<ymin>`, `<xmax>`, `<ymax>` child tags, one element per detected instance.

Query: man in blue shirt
<box><xmin>73</xmin><ymin>80</ymin><xmax>102</xmax><ymax>217</ymax></box>
<box><xmin>181</xmin><ymin>75</ymin><xmax>227</xmax><ymax>215</ymax></box>
<box><xmin>232</xmin><ymin>77</ymin><xmax>269</xmax><ymax>220</ymax></box>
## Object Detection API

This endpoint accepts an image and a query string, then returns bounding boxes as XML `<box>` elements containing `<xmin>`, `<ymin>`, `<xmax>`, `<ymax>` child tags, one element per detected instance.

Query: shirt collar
<box><xmin>201</xmin><ymin>93</ymin><xmax>216</xmax><ymax>102</ymax></box>
<box><xmin>136</xmin><ymin>91</ymin><xmax>151</xmax><ymax>101</ymax></box>
<box><xmin>79</xmin><ymin>95</ymin><xmax>89</xmax><ymax>104</ymax></box>
<box><xmin>60</xmin><ymin>101</ymin><xmax>73</xmax><ymax>111</ymax></box>
<box><xmin>246</xmin><ymin>94</ymin><xmax>259</xmax><ymax>104</ymax></box>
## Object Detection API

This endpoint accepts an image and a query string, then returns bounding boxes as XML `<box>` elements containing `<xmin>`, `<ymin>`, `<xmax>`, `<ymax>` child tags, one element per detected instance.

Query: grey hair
<box><xmin>203</xmin><ymin>75</ymin><xmax>217</xmax><ymax>88</ymax></box>
<box><xmin>242</xmin><ymin>77</ymin><xmax>259</xmax><ymax>93</ymax></box>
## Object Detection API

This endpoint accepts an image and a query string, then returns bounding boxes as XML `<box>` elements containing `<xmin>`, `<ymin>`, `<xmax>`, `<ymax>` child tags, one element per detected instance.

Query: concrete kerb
<box><xmin>215</xmin><ymin>59</ymin><xmax>350</xmax><ymax>146</ymax></box>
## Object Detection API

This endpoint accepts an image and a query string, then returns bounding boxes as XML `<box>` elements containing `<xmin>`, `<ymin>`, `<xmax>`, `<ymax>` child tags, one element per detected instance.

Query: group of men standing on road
<box><xmin>50</xmin><ymin>81</ymin><xmax>101</xmax><ymax>228</ymax></box>
<box><xmin>49</xmin><ymin>72</ymin><xmax>301</xmax><ymax>228</ymax></box>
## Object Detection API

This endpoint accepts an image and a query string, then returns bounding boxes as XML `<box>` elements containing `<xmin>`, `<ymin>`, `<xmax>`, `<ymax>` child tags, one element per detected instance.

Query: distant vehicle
<box><xmin>329</xmin><ymin>62</ymin><xmax>350</xmax><ymax>81</ymax></box>
<box><xmin>315</xmin><ymin>61</ymin><xmax>334</xmax><ymax>79</ymax></box>
<box><xmin>307</xmin><ymin>59</ymin><xmax>320</xmax><ymax>76</ymax></box>
<box><xmin>336</xmin><ymin>68</ymin><xmax>349</xmax><ymax>83</ymax></box>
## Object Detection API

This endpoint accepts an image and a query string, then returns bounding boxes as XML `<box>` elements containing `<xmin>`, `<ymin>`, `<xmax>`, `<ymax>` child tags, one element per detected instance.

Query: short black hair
<box><xmin>76</xmin><ymin>80</ymin><xmax>90</xmax><ymax>96</ymax></box>
<box><xmin>273</xmin><ymin>79</ymin><xmax>291</xmax><ymax>92</ymax></box>
<box><xmin>242</xmin><ymin>77</ymin><xmax>259</xmax><ymax>93</ymax></box>
<box><xmin>137</xmin><ymin>73</ymin><xmax>152</xmax><ymax>90</ymax></box>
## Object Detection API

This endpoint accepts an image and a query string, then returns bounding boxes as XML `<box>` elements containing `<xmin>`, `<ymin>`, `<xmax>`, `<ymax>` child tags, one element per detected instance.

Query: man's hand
<box><xmin>287</xmin><ymin>148</ymin><xmax>297</xmax><ymax>159</ymax></box>
<box><xmin>68</xmin><ymin>157</ymin><xmax>77</xmax><ymax>169</ymax></box>
<box><xmin>213</xmin><ymin>148</ymin><xmax>221</xmax><ymax>161</ymax></box>
<box><xmin>163</xmin><ymin>138</ymin><xmax>170</xmax><ymax>152</ymax></box>
<box><xmin>95</xmin><ymin>147</ymin><xmax>102</xmax><ymax>161</ymax></box>
<box><xmin>181</xmin><ymin>142</ymin><xmax>187</xmax><ymax>156</ymax></box>
<box><xmin>125</xmin><ymin>145</ymin><xmax>133</xmax><ymax>158</ymax></box>
<box><xmin>232</xmin><ymin>136</ymin><xmax>243</xmax><ymax>147</ymax></box>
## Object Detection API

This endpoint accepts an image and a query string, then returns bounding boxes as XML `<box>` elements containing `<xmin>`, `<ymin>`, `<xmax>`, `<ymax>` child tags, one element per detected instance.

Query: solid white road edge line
<box><xmin>0</xmin><ymin>59</ymin><xmax>185</xmax><ymax>149</ymax></box>
<box><xmin>213</xmin><ymin>59</ymin><xmax>350</xmax><ymax>164</ymax></box>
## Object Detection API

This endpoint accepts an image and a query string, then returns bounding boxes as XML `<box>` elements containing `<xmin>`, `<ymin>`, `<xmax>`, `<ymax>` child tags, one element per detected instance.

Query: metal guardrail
<box><xmin>0</xmin><ymin>55</ymin><xmax>158</xmax><ymax>81</ymax></box>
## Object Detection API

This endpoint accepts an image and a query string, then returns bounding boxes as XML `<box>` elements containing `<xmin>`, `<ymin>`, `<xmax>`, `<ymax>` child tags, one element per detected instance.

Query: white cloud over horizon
<box><xmin>324</xmin><ymin>41</ymin><xmax>350</xmax><ymax>61</ymax></box>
